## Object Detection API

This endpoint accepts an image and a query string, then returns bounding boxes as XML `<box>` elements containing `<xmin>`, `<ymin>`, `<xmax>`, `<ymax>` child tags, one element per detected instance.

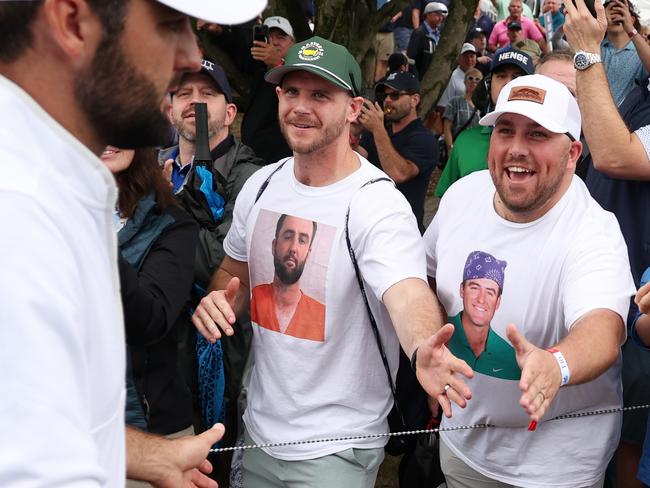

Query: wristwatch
<box><xmin>573</xmin><ymin>51</ymin><xmax>602</xmax><ymax>71</ymax></box>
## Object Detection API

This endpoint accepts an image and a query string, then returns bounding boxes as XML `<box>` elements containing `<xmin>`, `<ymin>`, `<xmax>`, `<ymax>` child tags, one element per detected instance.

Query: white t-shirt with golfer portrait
<box><xmin>424</xmin><ymin>170</ymin><xmax>635</xmax><ymax>487</ymax></box>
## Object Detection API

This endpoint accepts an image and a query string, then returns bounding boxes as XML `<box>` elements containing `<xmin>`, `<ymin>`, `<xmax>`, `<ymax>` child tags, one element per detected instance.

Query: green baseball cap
<box><xmin>265</xmin><ymin>36</ymin><xmax>362</xmax><ymax>95</ymax></box>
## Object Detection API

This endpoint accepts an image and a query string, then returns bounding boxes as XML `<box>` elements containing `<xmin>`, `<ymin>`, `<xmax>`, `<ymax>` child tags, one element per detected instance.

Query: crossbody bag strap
<box><xmin>344</xmin><ymin>177</ymin><xmax>405</xmax><ymax>424</ymax></box>
<box><xmin>254</xmin><ymin>157</ymin><xmax>291</xmax><ymax>204</ymax></box>
<box><xmin>452</xmin><ymin>106</ymin><xmax>478</xmax><ymax>142</ymax></box>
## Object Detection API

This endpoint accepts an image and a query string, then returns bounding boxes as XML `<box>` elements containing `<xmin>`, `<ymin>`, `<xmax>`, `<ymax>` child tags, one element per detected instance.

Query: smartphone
<box><xmin>252</xmin><ymin>24</ymin><xmax>269</xmax><ymax>44</ymax></box>
<box><xmin>572</xmin><ymin>0</ymin><xmax>598</xmax><ymax>18</ymax></box>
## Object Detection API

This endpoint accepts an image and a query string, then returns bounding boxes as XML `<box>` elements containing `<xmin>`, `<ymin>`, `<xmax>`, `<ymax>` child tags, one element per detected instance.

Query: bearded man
<box><xmin>160</xmin><ymin>58</ymin><xmax>264</xmax><ymax>287</ymax></box>
<box><xmin>191</xmin><ymin>37</ymin><xmax>473</xmax><ymax>488</ymax></box>
<box><xmin>250</xmin><ymin>213</ymin><xmax>325</xmax><ymax>342</ymax></box>
<box><xmin>0</xmin><ymin>0</ymin><xmax>263</xmax><ymax>486</ymax></box>
<box><xmin>357</xmin><ymin>71</ymin><xmax>437</xmax><ymax>232</ymax></box>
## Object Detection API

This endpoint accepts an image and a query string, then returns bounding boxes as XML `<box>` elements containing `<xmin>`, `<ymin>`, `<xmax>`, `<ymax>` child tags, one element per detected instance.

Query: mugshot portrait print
<box><xmin>250</xmin><ymin>210</ymin><xmax>334</xmax><ymax>342</ymax></box>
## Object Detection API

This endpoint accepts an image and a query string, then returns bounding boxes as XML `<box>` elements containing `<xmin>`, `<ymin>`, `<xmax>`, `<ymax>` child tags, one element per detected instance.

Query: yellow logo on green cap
<box><xmin>298</xmin><ymin>41</ymin><xmax>324</xmax><ymax>61</ymax></box>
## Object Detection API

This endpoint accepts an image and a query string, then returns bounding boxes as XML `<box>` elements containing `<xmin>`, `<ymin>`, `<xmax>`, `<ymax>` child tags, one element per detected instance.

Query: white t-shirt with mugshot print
<box><xmin>224</xmin><ymin>155</ymin><xmax>426</xmax><ymax>460</ymax></box>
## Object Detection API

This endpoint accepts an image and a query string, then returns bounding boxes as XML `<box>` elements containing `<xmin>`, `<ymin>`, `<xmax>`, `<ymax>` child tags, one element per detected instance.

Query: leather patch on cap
<box><xmin>508</xmin><ymin>86</ymin><xmax>546</xmax><ymax>104</ymax></box>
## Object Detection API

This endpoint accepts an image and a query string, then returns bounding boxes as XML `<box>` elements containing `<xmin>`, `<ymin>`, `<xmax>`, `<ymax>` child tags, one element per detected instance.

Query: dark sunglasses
<box><xmin>466</xmin><ymin>76</ymin><xmax>482</xmax><ymax>82</ymax></box>
<box><xmin>384</xmin><ymin>91</ymin><xmax>412</xmax><ymax>101</ymax></box>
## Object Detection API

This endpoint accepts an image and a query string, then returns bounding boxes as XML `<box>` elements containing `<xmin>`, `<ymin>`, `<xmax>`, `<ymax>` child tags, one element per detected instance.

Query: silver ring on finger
<box><xmin>443</xmin><ymin>384</ymin><xmax>451</xmax><ymax>394</ymax></box>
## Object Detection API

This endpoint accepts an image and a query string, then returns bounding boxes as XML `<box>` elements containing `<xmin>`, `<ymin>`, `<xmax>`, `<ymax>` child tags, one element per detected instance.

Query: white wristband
<box><xmin>548</xmin><ymin>348</ymin><xmax>570</xmax><ymax>386</ymax></box>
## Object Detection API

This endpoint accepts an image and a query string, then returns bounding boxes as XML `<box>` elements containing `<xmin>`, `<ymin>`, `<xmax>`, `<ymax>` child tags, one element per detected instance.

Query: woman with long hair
<box><xmin>101</xmin><ymin>146</ymin><xmax>198</xmax><ymax>447</ymax></box>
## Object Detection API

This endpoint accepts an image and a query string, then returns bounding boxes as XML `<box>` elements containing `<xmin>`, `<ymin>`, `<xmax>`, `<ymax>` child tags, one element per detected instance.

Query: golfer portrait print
<box><xmin>447</xmin><ymin>250</ymin><xmax>520</xmax><ymax>380</ymax></box>
<box><xmin>249</xmin><ymin>210</ymin><xmax>334</xmax><ymax>342</ymax></box>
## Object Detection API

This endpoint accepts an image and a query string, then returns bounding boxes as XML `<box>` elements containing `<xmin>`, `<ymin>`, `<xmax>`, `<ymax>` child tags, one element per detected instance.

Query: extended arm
<box><xmin>126</xmin><ymin>424</ymin><xmax>223</xmax><ymax>488</ymax></box>
<box><xmin>507</xmin><ymin>308</ymin><xmax>624</xmax><ymax>421</ymax></box>
<box><xmin>192</xmin><ymin>255</ymin><xmax>250</xmax><ymax>342</ymax></box>
<box><xmin>384</xmin><ymin>278</ymin><xmax>474</xmax><ymax>417</ymax></box>
<box><xmin>564</xmin><ymin>0</ymin><xmax>650</xmax><ymax>180</ymax></box>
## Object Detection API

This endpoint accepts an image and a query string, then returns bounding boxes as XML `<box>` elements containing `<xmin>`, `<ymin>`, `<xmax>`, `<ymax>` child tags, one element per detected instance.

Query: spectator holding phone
<box><xmin>600</xmin><ymin>0</ymin><xmax>650</xmax><ymax>104</ymax></box>
<box><xmin>241</xmin><ymin>16</ymin><xmax>296</xmax><ymax>165</ymax></box>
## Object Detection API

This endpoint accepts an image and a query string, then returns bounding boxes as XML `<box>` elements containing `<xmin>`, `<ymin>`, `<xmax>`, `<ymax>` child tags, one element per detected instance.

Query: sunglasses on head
<box><xmin>384</xmin><ymin>91</ymin><xmax>412</xmax><ymax>100</ymax></box>
<box><xmin>466</xmin><ymin>76</ymin><xmax>482</xmax><ymax>82</ymax></box>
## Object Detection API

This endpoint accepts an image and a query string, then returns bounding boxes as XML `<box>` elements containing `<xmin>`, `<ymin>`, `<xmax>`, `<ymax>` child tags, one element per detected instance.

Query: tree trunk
<box><xmin>419</xmin><ymin>0</ymin><xmax>479</xmax><ymax>116</ymax></box>
<box><xmin>197</xmin><ymin>0</ymin><xmax>476</xmax><ymax>101</ymax></box>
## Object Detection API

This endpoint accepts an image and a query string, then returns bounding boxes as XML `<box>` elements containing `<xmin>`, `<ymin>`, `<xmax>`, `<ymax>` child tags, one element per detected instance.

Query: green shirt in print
<box><xmin>447</xmin><ymin>312</ymin><xmax>520</xmax><ymax>380</ymax></box>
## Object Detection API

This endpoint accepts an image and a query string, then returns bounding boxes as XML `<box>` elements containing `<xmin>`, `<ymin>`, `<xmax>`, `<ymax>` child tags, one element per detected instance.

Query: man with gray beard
<box><xmin>160</xmin><ymin>58</ymin><xmax>264</xmax><ymax>288</ymax></box>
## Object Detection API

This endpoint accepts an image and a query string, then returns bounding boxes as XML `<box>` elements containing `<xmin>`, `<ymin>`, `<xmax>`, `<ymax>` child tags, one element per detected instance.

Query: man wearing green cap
<box><xmin>193</xmin><ymin>36</ymin><xmax>474</xmax><ymax>487</ymax></box>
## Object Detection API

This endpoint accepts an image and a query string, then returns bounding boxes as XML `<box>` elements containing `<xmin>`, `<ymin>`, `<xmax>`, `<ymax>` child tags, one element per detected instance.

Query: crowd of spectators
<box><xmin>185</xmin><ymin>1</ymin><xmax>650</xmax><ymax>486</ymax></box>
<box><xmin>4</xmin><ymin>0</ymin><xmax>650</xmax><ymax>487</ymax></box>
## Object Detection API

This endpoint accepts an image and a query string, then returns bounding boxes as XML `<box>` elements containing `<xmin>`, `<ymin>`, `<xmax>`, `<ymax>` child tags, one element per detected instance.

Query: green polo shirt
<box><xmin>435</xmin><ymin>125</ymin><xmax>491</xmax><ymax>198</ymax></box>
<box><xmin>448</xmin><ymin>312</ymin><xmax>520</xmax><ymax>380</ymax></box>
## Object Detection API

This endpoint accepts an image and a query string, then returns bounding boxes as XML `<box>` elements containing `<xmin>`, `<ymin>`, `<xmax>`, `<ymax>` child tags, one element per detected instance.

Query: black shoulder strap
<box><xmin>344</xmin><ymin>177</ymin><xmax>405</xmax><ymax>423</ymax></box>
<box><xmin>452</xmin><ymin>106</ymin><xmax>478</xmax><ymax>142</ymax></box>
<box><xmin>254</xmin><ymin>158</ymin><xmax>291</xmax><ymax>204</ymax></box>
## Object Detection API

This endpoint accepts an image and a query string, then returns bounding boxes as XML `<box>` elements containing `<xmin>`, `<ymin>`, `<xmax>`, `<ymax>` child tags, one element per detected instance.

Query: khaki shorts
<box><xmin>242</xmin><ymin>428</ymin><xmax>383</xmax><ymax>488</ymax></box>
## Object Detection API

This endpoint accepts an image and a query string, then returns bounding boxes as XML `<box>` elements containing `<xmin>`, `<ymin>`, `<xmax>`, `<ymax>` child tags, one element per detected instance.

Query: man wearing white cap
<box><xmin>437</xmin><ymin>43</ymin><xmax>478</xmax><ymax>109</ymax></box>
<box><xmin>424</xmin><ymin>74</ymin><xmax>635</xmax><ymax>487</ymax></box>
<box><xmin>407</xmin><ymin>1</ymin><xmax>448</xmax><ymax>79</ymax></box>
<box><xmin>0</xmin><ymin>0</ymin><xmax>263</xmax><ymax>486</ymax></box>
<box><xmin>433</xmin><ymin>43</ymin><xmax>478</xmax><ymax>134</ymax></box>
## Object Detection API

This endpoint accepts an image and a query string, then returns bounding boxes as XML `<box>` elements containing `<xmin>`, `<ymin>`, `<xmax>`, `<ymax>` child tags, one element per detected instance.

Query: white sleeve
<box><xmin>0</xmin><ymin>194</ymin><xmax>104</xmax><ymax>486</ymax></box>
<box><xmin>423</xmin><ymin>213</ymin><xmax>440</xmax><ymax>279</ymax></box>
<box><xmin>348</xmin><ymin>181</ymin><xmax>427</xmax><ymax>301</ymax></box>
<box><xmin>562</xmin><ymin>211</ymin><xmax>636</xmax><ymax>334</ymax></box>
<box><xmin>633</xmin><ymin>124</ymin><xmax>650</xmax><ymax>162</ymax></box>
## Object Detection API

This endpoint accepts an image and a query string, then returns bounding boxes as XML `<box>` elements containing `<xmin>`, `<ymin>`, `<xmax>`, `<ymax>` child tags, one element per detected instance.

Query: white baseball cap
<box><xmin>156</xmin><ymin>0</ymin><xmax>266</xmax><ymax>25</ymax></box>
<box><xmin>424</xmin><ymin>2</ymin><xmax>449</xmax><ymax>15</ymax></box>
<box><xmin>460</xmin><ymin>42</ymin><xmax>477</xmax><ymax>54</ymax></box>
<box><xmin>264</xmin><ymin>16</ymin><xmax>295</xmax><ymax>38</ymax></box>
<box><xmin>479</xmin><ymin>74</ymin><xmax>581</xmax><ymax>141</ymax></box>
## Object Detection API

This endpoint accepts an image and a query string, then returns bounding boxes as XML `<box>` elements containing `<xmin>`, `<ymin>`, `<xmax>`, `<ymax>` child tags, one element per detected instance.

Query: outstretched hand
<box><xmin>563</xmin><ymin>0</ymin><xmax>607</xmax><ymax>53</ymax></box>
<box><xmin>506</xmin><ymin>324</ymin><xmax>561</xmax><ymax>422</ymax></box>
<box><xmin>416</xmin><ymin>323</ymin><xmax>474</xmax><ymax>418</ymax></box>
<box><xmin>159</xmin><ymin>424</ymin><xmax>225</xmax><ymax>488</ymax></box>
<box><xmin>192</xmin><ymin>277</ymin><xmax>240</xmax><ymax>343</ymax></box>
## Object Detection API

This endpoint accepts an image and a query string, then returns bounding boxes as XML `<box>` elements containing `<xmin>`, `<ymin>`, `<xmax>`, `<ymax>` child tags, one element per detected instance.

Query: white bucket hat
<box><xmin>156</xmin><ymin>0</ymin><xmax>266</xmax><ymax>25</ymax></box>
<box><xmin>479</xmin><ymin>74</ymin><xmax>581</xmax><ymax>141</ymax></box>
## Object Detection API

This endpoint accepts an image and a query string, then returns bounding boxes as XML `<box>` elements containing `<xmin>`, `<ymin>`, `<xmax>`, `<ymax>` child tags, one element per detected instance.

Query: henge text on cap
<box><xmin>498</xmin><ymin>51</ymin><xmax>529</xmax><ymax>65</ymax></box>
<box><xmin>508</xmin><ymin>86</ymin><xmax>547</xmax><ymax>104</ymax></box>
<box><xmin>202</xmin><ymin>60</ymin><xmax>214</xmax><ymax>71</ymax></box>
